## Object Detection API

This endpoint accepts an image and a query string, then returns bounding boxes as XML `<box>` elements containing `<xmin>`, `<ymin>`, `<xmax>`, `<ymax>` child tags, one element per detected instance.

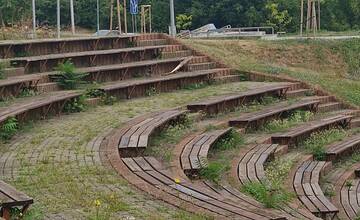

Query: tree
<box><xmin>264</xmin><ymin>2</ymin><xmax>292</xmax><ymax>32</ymax></box>
<box><xmin>176</xmin><ymin>14</ymin><xmax>192</xmax><ymax>31</ymax></box>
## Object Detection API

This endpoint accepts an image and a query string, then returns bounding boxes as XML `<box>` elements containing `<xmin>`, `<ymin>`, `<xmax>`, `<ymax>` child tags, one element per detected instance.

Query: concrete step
<box><xmin>3</xmin><ymin>67</ymin><xmax>25</xmax><ymax>77</ymax></box>
<box><xmin>187</xmin><ymin>62</ymin><xmax>216</xmax><ymax>71</ymax></box>
<box><xmin>286</xmin><ymin>89</ymin><xmax>312</xmax><ymax>98</ymax></box>
<box><xmin>137</xmin><ymin>39</ymin><xmax>168</xmax><ymax>47</ymax></box>
<box><xmin>318</xmin><ymin>102</ymin><xmax>342</xmax><ymax>113</ymax></box>
<box><xmin>36</xmin><ymin>82</ymin><xmax>60</xmax><ymax>93</ymax></box>
<box><xmin>161</xmin><ymin>50</ymin><xmax>192</xmax><ymax>59</ymax></box>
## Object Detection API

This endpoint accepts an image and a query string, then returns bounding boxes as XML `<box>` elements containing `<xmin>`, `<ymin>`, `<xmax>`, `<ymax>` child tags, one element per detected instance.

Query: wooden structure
<box><xmin>229</xmin><ymin>100</ymin><xmax>320</xmax><ymax>130</ymax></box>
<box><xmin>115</xmin><ymin>110</ymin><xmax>188</xmax><ymax>155</ymax></box>
<box><xmin>140</xmin><ymin>5</ymin><xmax>152</xmax><ymax>34</ymax></box>
<box><xmin>325</xmin><ymin>134</ymin><xmax>360</xmax><ymax>161</ymax></box>
<box><xmin>294</xmin><ymin>161</ymin><xmax>338</xmax><ymax>218</ymax></box>
<box><xmin>271</xmin><ymin>115</ymin><xmax>353</xmax><ymax>147</ymax></box>
<box><xmin>180</xmin><ymin>129</ymin><xmax>232</xmax><ymax>176</ymax></box>
<box><xmin>0</xmin><ymin>181</ymin><xmax>33</xmax><ymax>220</ymax></box>
<box><xmin>187</xmin><ymin>85</ymin><xmax>291</xmax><ymax>115</ymax></box>
<box><xmin>300</xmin><ymin>0</ymin><xmax>321</xmax><ymax>35</ymax></box>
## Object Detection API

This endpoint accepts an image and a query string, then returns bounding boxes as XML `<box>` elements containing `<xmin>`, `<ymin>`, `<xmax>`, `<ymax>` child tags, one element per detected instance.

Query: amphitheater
<box><xmin>0</xmin><ymin>33</ymin><xmax>360</xmax><ymax>219</ymax></box>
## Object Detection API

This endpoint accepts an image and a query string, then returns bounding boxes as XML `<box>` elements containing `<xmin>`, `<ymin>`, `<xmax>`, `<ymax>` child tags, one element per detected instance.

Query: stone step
<box><xmin>3</xmin><ymin>67</ymin><xmax>25</xmax><ymax>77</ymax></box>
<box><xmin>318</xmin><ymin>102</ymin><xmax>342</xmax><ymax>113</ymax></box>
<box><xmin>161</xmin><ymin>50</ymin><xmax>192</xmax><ymax>59</ymax></box>
<box><xmin>187</xmin><ymin>62</ymin><xmax>216</xmax><ymax>71</ymax></box>
<box><xmin>286</xmin><ymin>89</ymin><xmax>312</xmax><ymax>98</ymax></box>
<box><xmin>36</xmin><ymin>82</ymin><xmax>60</xmax><ymax>93</ymax></box>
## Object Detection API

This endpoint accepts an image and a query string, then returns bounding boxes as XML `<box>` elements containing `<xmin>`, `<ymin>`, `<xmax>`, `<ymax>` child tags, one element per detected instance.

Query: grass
<box><xmin>242</xmin><ymin>155</ymin><xmax>295</xmax><ymax>208</ymax></box>
<box><xmin>147</xmin><ymin>115</ymin><xmax>195</xmax><ymax>164</ymax></box>
<box><xmin>200</xmin><ymin>129</ymin><xmax>244</xmax><ymax>184</ymax></box>
<box><xmin>260</xmin><ymin>110</ymin><xmax>314</xmax><ymax>133</ymax></box>
<box><xmin>302</xmin><ymin>128</ymin><xmax>347</xmax><ymax>160</ymax></box>
<box><xmin>2</xmin><ymin>81</ymin><xmax>261</xmax><ymax>219</ymax></box>
<box><xmin>184</xmin><ymin>39</ymin><xmax>360</xmax><ymax>106</ymax></box>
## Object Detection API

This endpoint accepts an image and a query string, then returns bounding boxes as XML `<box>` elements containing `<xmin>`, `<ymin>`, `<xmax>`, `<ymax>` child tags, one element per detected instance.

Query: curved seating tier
<box><xmin>10</xmin><ymin>45</ymin><xmax>183</xmax><ymax>74</ymax></box>
<box><xmin>325</xmin><ymin>134</ymin><xmax>360</xmax><ymax>161</ymax></box>
<box><xmin>0</xmin><ymin>180</ymin><xmax>33</xmax><ymax>219</ymax></box>
<box><xmin>180</xmin><ymin>128</ymin><xmax>232</xmax><ymax>176</ymax></box>
<box><xmin>229</xmin><ymin>100</ymin><xmax>320</xmax><ymax>130</ymax></box>
<box><xmin>187</xmin><ymin>84</ymin><xmax>291</xmax><ymax>115</ymax></box>
<box><xmin>294</xmin><ymin>161</ymin><xmax>338</xmax><ymax>218</ymax></box>
<box><xmin>107</xmin><ymin>110</ymin><xmax>188</xmax><ymax>156</ymax></box>
<box><xmin>236</xmin><ymin>144</ymin><xmax>281</xmax><ymax>184</ymax></box>
<box><xmin>271</xmin><ymin>115</ymin><xmax>353</xmax><ymax>147</ymax></box>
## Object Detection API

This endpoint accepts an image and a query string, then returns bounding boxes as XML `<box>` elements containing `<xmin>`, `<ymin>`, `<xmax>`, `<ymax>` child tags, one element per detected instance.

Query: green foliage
<box><xmin>0</xmin><ymin>62</ymin><xmax>6</xmax><ymax>79</ymax></box>
<box><xmin>176</xmin><ymin>14</ymin><xmax>193</xmax><ymax>31</ymax></box>
<box><xmin>213</xmin><ymin>129</ymin><xmax>244</xmax><ymax>151</ymax></box>
<box><xmin>145</xmin><ymin>87</ymin><xmax>158</xmax><ymax>96</ymax></box>
<box><xmin>243</xmin><ymin>157</ymin><xmax>294</xmax><ymax>208</ymax></box>
<box><xmin>63</xmin><ymin>96</ymin><xmax>87</xmax><ymax>113</ymax></box>
<box><xmin>264</xmin><ymin>2</ymin><xmax>292</xmax><ymax>32</ymax></box>
<box><xmin>182</xmin><ymin>82</ymin><xmax>208</xmax><ymax>90</ymax></box>
<box><xmin>1</xmin><ymin>117</ymin><xmax>19</xmax><ymax>140</ymax></box>
<box><xmin>101</xmin><ymin>95</ymin><xmax>117</xmax><ymax>106</ymax></box>
<box><xmin>53</xmin><ymin>60</ymin><xmax>88</xmax><ymax>90</ymax></box>
<box><xmin>19</xmin><ymin>88</ymin><xmax>38</xmax><ymax>98</ymax></box>
<box><xmin>303</xmin><ymin>128</ymin><xmax>347</xmax><ymax>160</ymax></box>
<box><xmin>331</xmin><ymin>39</ymin><xmax>360</xmax><ymax>79</ymax></box>
<box><xmin>262</xmin><ymin>110</ymin><xmax>313</xmax><ymax>133</ymax></box>
<box><xmin>85</xmin><ymin>85</ymin><xmax>105</xmax><ymax>98</ymax></box>
<box><xmin>199</xmin><ymin>162</ymin><xmax>230</xmax><ymax>184</ymax></box>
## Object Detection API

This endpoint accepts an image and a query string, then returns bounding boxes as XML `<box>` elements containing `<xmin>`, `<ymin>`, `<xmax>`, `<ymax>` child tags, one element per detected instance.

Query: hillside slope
<box><xmin>184</xmin><ymin>39</ymin><xmax>360</xmax><ymax>106</ymax></box>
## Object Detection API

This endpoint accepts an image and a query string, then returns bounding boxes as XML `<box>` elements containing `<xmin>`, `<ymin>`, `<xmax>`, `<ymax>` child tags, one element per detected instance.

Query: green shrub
<box><xmin>262</xmin><ymin>110</ymin><xmax>314</xmax><ymax>133</ymax></box>
<box><xmin>182</xmin><ymin>82</ymin><xmax>208</xmax><ymax>90</ymax></box>
<box><xmin>85</xmin><ymin>85</ymin><xmax>105</xmax><ymax>98</ymax></box>
<box><xmin>101</xmin><ymin>95</ymin><xmax>117</xmax><ymax>106</ymax></box>
<box><xmin>199</xmin><ymin>162</ymin><xmax>230</xmax><ymax>184</ymax></box>
<box><xmin>1</xmin><ymin>117</ymin><xmax>19</xmax><ymax>140</ymax></box>
<box><xmin>145</xmin><ymin>87</ymin><xmax>158</xmax><ymax>96</ymax></box>
<box><xmin>19</xmin><ymin>87</ymin><xmax>38</xmax><ymax>98</ymax></box>
<box><xmin>0</xmin><ymin>62</ymin><xmax>6</xmax><ymax>79</ymax></box>
<box><xmin>53</xmin><ymin>60</ymin><xmax>88</xmax><ymax>90</ymax></box>
<box><xmin>213</xmin><ymin>129</ymin><xmax>244</xmax><ymax>151</ymax></box>
<box><xmin>63</xmin><ymin>96</ymin><xmax>87</xmax><ymax>113</ymax></box>
<box><xmin>303</xmin><ymin>128</ymin><xmax>346</xmax><ymax>160</ymax></box>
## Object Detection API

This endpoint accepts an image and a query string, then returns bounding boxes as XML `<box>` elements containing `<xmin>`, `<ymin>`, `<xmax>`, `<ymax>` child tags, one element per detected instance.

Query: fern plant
<box><xmin>63</xmin><ymin>96</ymin><xmax>87</xmax><ymax>113</ymax></box>
<box><xmin>1</xmin><ymin>117</ymin><xmax>19</xmax><ymax>140</ymax></box>
<box><xmin>53</xmin><ymin>60</ymin><xmax>88</xmax><ymax>90</ymax></box>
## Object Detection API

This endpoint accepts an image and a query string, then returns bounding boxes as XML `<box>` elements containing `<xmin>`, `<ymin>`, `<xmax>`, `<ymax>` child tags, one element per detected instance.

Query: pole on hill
<box><xmin>124</xmin><ymin>0</ymin><xmax>128</xmax><ymax>34</ymax></box>
<box><xmin>32</xmin><ymin>0</ymin><xmax>37</xmax><ymax>38</ymax></box>
<box><xmin>110</xmin><ymin>0</ymin><xmax>114</xmax><ymax>31</ymax></box>
<box><xmin>57</xmin><ymin>0</ymin><xmax>61</xmax><ymax>38</ymax></box>
<box><xmin>117</xmin><ymin>0</ymin><xmax>122</xmax><ymax>34</ymax></box>
<box><xmin>169</xmin><ymin>0</ymin><xmax>176</xmax><ymax>37</ymax></box>
<box><xmin>97</xmin><ymin>0</ymin><xmax>100</xmax><ymax>36</ymax></box>
<box><xmin>70</xmin><ymin>0</ymin><xmax>75</xmax><ymax>35</ymax></box>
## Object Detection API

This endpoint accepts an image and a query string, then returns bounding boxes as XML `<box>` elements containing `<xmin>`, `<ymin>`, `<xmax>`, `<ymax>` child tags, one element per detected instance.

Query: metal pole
<box><xmin>169</xmin><ymin>0</ymin><xmax>176</xmax><ymax>37</ymax></box>
<box><xmin>124</xmin><ymin>0</ymin><xmax>128</xmax><ymax>34</ymax></box>
<box><xmin>97</xmin><ymin>0</ymin><xmax>100</xmax><ymax>36</ymax></box>
<box><xmin>110</xmin><ymin>0</ymin><xmax>114</xmax><ymax>31</ymax></box>
<box><xmin>32</xmin><ymin>0</ymin><xmax>37</xmax><ymax>38</ymax></box>
<box><xmin>300</xmin><ymin>0</ymin><xmax>304</xmax><ymax>36</ymax></box>
<box><xmin>117</xmin><ymin>0</ymin><xmax>122</xmax><ymax>34</ymax></box>
<box><xmin>70</xmin><ymin>0</ymin><xmax>75</xmax><ymax>35</ymax></box>
<box><xmin>57</xmin><ymin>0</ymin><xmax>61</xmax><ymax>38</ymax></box>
